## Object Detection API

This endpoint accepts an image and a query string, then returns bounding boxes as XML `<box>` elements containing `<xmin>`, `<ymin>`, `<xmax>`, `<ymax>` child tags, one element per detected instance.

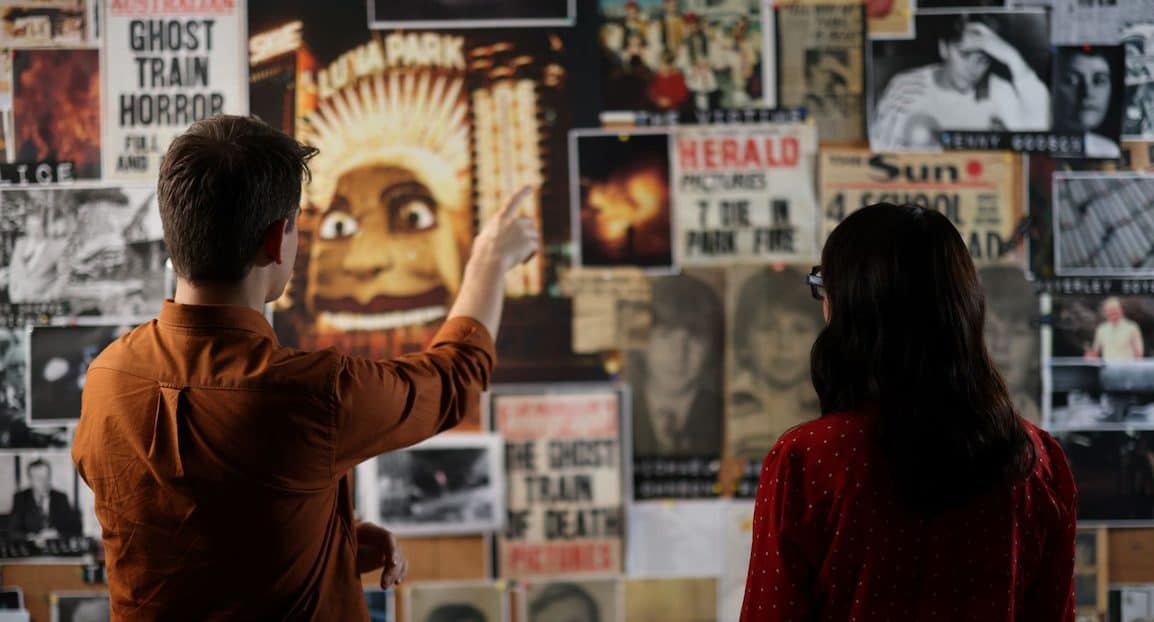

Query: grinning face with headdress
<box><xmin>301</xmin><ymin>72</ymin><xmax>473</xmax><ymax>333</ymax></box>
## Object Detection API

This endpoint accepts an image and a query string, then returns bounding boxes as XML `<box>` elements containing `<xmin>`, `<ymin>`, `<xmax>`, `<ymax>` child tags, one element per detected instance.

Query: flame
<box><xmin>582</xmin><ymin>160</ymin><xmax>670</xmax><ymax>259</ymax></box>
<box><xmin>13</xmin><ymin>49</ymin><xmax>100</xmax><ymax>176</ymax></box>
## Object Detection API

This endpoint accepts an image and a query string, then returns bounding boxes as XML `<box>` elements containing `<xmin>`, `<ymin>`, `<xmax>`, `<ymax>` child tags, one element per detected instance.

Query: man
<box><xmin>871</xmin><ymin>15</ymin><xmax>1050</xmax><ymax>150</ymax></box>
<box><xmin>727</xmin><ymin>268</ymin><xmax>823</xmax><ymax>459</ymax></box>
<box><xmin>71</xmin><ymin>116</ymin><xmax>538</xmax><ymax>620</ymax></box>
<box><xmin>650</xmin><ymin>0</ymin><xmax>685</xmax><ymax>56</ymax></box>
<box><xmin>981</xmin><ymin>266</ymin><xmax>1041</xmax><ymax>425</ymax></box>
<box><xmin>1087</xmin><ymin>297</ymin><xmax>1145</xmax><ymax>361</ymax></box>
<box><xmin>8</xmin><ymin>458</ymin><xmax>82</xmax><ymax>543</ymax></box>
<box><xmin>426</xmin><ymin>603</ymin><xmax>488</xmax><ymax>622</ymax></box>
<box><xmin>529</xmin><ymin>583</ymin><xmax>601</xmax><ymax>622</ymax></box>
<box><xmin>627</xmin><ymin>274</ymin><xmax>723</xmax><ymax>457</ymax></box>
<box><xmin>1054</xmin><ymin>46</ymin><xmax>1121</xmax><ymax>158</ymax></box>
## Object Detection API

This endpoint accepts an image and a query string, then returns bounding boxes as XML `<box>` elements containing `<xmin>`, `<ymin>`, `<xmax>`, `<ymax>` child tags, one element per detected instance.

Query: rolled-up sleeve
<box><xmin>332</xmin><ymin>317</ymin><xmax>496</xmax><ymax>474</ymax></box>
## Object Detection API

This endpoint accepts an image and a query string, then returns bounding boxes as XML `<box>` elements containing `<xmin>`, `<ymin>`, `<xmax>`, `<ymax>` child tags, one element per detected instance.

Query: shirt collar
<box><xmin>159</xmin><ymin>299</ymin><xmax>278</xmax><ymax>343</ymax></box>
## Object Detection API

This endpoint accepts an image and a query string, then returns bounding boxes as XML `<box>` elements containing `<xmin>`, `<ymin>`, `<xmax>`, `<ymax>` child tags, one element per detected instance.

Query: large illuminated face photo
<box><xmin>301</xmin><ymin>73</ymin><xmax>473</xmax><ymax>333</ymax></box>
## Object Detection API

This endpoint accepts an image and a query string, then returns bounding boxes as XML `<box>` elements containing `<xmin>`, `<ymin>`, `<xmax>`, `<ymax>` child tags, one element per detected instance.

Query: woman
<box><xmin>741</xmin><ymin>204</ymin><xmax>1076</xmax><ymax>620</ymax></box>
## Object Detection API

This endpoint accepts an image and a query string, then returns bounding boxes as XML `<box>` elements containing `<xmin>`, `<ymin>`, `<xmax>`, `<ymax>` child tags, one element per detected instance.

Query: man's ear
<box><xmin>260</xmin><ymin>219</ymin><xmax>289</xmax><ymax>266</ymax></box>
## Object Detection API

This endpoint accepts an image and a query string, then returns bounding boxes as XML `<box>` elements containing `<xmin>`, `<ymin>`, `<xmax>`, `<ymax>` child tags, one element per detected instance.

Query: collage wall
<box><xmin>0</xmin><ymin>0</ymin><xmax>1152</xmax><ymax>620</ymax></box>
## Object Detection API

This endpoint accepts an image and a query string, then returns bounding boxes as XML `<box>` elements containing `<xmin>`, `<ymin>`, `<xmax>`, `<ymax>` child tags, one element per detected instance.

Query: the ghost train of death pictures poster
<box><xmin>246</xmin><ymin>2</ymin><xmax>607</xmax><ymax>385</ymax></box>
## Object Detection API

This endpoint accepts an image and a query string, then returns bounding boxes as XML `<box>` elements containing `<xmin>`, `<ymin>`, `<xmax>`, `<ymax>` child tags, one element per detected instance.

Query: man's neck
<box><xmin>174</xmin><ymin>278</ymin><xmax>267</xmax><ymax>313</ymax></box>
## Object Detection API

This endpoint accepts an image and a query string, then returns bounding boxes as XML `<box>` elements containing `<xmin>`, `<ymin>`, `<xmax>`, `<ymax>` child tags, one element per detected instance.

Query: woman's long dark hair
<box><xmin>811</xmin><ymin>203</ymin><xmax>1036</xmax><ymax>513</ymax></box>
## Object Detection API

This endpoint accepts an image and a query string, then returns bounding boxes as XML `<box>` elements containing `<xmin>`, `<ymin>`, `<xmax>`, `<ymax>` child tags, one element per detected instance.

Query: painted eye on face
<box><xmin>384</xmin><ymin>182</ymin><xmax>439</xmax><ymax>233</ymax></box>
<box><xmin>392</xmin><ymin>199</ymin><xmax>437</xmax><ymax>232</ymax></box>
<box><xmin>318</xmin><ymin>210</ymin><xmax>359</xmax><ymax>240</ymax></box>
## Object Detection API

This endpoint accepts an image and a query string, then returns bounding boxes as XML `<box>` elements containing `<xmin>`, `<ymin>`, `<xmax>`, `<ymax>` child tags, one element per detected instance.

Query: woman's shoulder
<box><xmin>766</xmin><ymin>410</ymin><xmax>875</xmax><ymax>462</ymax></box>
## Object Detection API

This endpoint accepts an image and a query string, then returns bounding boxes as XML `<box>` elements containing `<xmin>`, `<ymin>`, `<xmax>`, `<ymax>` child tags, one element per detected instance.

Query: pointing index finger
<box><xmin>501</xmin><ymin>185</ymin><xmax>535</xmax><ymax>220</ymax></box>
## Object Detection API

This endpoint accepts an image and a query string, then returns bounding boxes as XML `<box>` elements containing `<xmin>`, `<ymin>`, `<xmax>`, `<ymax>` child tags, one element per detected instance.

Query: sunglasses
<box><xmin>806</xmin><ymin>265</ymin><xmax>824</xmax><ymax>301</ymax></box>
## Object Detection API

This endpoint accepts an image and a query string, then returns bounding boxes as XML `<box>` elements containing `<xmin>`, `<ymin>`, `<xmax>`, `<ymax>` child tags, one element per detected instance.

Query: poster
<box><xmin>1045</xmin><ymin>294</ymin><xmax>1154</xmax><ymax>430</ymax></box>
<box><xmin>368</xmin><ymin>0</ymin><xmax>574</xmax><ymax>29</ymax></box>
<box><xmin>596</xmin><ymin>0</ymin><xmax>771</xmax><ymax>121</ymax></box>
<box><xmin>1122</xmin><ymin>2</ymin><xmax>1154</xmax><ymax>138</ymax></box>
<box><xmin>1053</xmin><ymin>173</ymin><xmax>1154</xmax><ymax>277</ymax></box>
<box><xmin>0</xmin><ymin>450</ymin><xmax>98</xmax><ymax>564</ymax></box>
<box><xmin>625</xmin><ymin>270</ymin><xmax>724</xmax><ymax>500</ymax></box>
<box><xmin>0</xmin><ymin>186</ymin><xmax>167</xmax><ymax>322</ymax></box>
<box><xmin>494</xmin><ymin>386</ymin><xmax>625</xmax><ymax>578</ymax></box>
<box><xmin>406</xmin><ymin>582</ymin><xmax>506</xmax><ymax>622</ymax></box>
<box><xmin>1052</xmin><ymin>45</ymin><xmax>1126</xmax><ymax>159</ymax></box>
<box><xmin>775</xmin><ymin>3</ymin><xmax>866</xmax><ymax>144</ymax></box>
<box><xmin>623</xmin><ymin>577</ymin><xmax>718</xmax><ymax>622</ymax></box>
<box><xmin>718</xmin><ymin>501</ymin><xmax>754</xmax><ymax>622</ymax></box>
<box><xmin>819</xmin><ymin>149</ymin><xmax>1023</xmax><ymax>264</ymax></box>
<box><xmin>522</xmin><ymin>578</ymin><xmax>623</xmax><ymax>622</ymax></box>
<box><xmin>673</xmin><ymin>123</ymin><xmax>819</xmax><ymax>266</ymax></box>
<box><xmin>1054</xmin><ymin>430</ymin><xmax>1154</xmax><ymax>524</ymax></box>
<box><xmin>558</xmin><ymin>267</ymin><xmax>651</xmax><ymax>354</ymax></box>
<box><xmin>1075</xmin><ymin>527</ymin><xmax>1107</xmax><ymax>617</ymax></box>
<box><xmin>0</xmin><ymin>327</ymin><xmax>68</xmax><ymax>448</ymax></box>
<box><xmin>625</xmin><ymin>500</ymin><xmax>725</xmax><ymax>577</ymax></box>
<box><xmin>570</xmin><ymin>129</ymin><xmax>675</xmax><ymax>272</ymax></box>
<box><xmin>1110</xmin><ymin>585</ymin><xmax>1154</xmax><ymax>621</ymax></box>
<box><xmin>869</xmin><ymin>10</ymin><xmax>1052</xmax><ymax>152</ymax></box>
<box><xmin>981</xmin><ymin>266</ymin><xmax>1042</xmax><ymax>424</ymax></box>
<box><xmin>27</xmin><ymin>324</ymin><xmax>130</xmax><ymax>425</ymax></box>
<box><xmin>364</xmin><ymin>589</ymin><xmax>396</xmax><ymax>622</ymax></box>
<box><xmin>867</xmin><ymin>0</ymin><xmax>912</xmax><ymax>40</ymax></box>
<box><xmin>50</xmin><ymin>592</ymin><xmax>109</xmax><ymax>622</ymax></box>
<box><xmin>1123</xmin><ymin>141</ymin><xmax>1154</xmax><ymax>169</ymax></box>
<box><xmin>725</xmin><ymin>265</ymin><xmax>822</xmax><ymax>460</ymax></box>
<box><xmin>1026</xmin><ymin>154</ymin><xmax>1125</xmax><ymax>284</ymax></box>
<box><xmin>248</xmin><ymin>5</ymin><xmax>603</xmax><ymax>382</ymax></box>
<box><xmin>102</xmin><ymin>0</ymin><xmax>246</xmax><ymax>181</ymax></box>
<box><xmin>356</xmin><ymin>433</ymin><xmax>505</xmax><ymax>536</ymax></box>
<box><xmin>12</xmin><ymin>49</ymin><xmax>99</xmax><ymax>178</ymax></box>
<box><xmin>0</xmin><ymin>1</ymin><xmax>90</xmax><ymax>48</ymax></box>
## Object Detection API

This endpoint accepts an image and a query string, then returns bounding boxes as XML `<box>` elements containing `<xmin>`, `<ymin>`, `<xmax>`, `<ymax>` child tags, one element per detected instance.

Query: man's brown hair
<box><xmin>158</xmin><ymin>115</ymin><xmax>318</xmax><ymax>283</ymax></box>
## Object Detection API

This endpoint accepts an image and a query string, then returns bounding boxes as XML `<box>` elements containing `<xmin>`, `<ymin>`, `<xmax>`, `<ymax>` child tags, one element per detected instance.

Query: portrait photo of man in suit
<box><xmin>7</xmin><ymin>457</ymin><xmax>81</xmax><ymax>543</ymax></box>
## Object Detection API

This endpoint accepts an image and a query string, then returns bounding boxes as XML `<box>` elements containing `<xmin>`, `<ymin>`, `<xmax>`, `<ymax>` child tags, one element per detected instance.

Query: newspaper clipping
<box><xmin>103</xmin><ymin>0</ymin><xmax>245</xmax><ymax>181</ymax></box>
<box><xmin>494</xmin><ymin>387</ymin><xmax>625</xmax><ymax>578</ymax></box>
<box><xmin>1053</xmin><ymin>173</ymin><xmax>1154</xmax><ymax>277</ymax></box>
<box><xmin>819</xmin><ymin>149</ymin><xmax>1023</xmax><ymax>264</ymax></box>
<box><xmin>408</xmin><ymin>582</ymin><xmax>506</xmax><ymax>622</ymax></box>
<box><xmin>775</xmin><ymin>3</ymin><xmax>866</xmax><ymax>144</ymax></box>
<box><xmin>0</xmin><ymin>186</ymin><xmax>167</xmax><ymax>322</ymax></box>
<box><xmin>523</xmin><ymin>578</ymin><xmax>622</xmax><ymax>622</ymax></box>
<box><xmin>673</xmin><ymin>123</ymin><xmax>819</xmax><ymax>266</ymax></box>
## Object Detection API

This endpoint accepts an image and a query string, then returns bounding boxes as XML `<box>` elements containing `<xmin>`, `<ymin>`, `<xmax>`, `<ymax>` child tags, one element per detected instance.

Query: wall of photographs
<box><xmin>0</xmin><ymin>0</ymin><xmax>1151</xmax><ymax>620</ymax></box>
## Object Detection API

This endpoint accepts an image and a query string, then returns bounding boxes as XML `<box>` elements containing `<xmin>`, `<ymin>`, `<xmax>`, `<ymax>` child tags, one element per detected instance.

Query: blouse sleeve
<box><xmin>1020</xmin><ymin>433</ymin><xmax>1079</xmax><ymax>622</ymax></box>
<box><xmin>739</xmin><ymin>436</ymin><xmax>817</xmax><ymax>621</ymax></box>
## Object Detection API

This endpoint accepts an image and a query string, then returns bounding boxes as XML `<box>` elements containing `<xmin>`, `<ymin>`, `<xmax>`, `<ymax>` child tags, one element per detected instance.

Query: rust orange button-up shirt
<box><xmin>72</xmin><ymin>301</ymin><xmax>495</xmax><ymax>621</ymax></box>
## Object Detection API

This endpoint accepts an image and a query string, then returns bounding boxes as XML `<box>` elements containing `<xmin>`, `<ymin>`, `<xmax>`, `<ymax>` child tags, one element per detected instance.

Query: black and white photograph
<box><xmin>570</xmin><ymin>130</ymin><xmax>675</xmax><ymax>273</ymax></box>
<box><xmin>1053</xmin><ymin>174</ymin><xmax>1154</xmax><ymax>277</ymax></box>
<box><xmin>1109</xmin><ymin>585</ymin><xmax>1154</xmax><ymax>622</ymax></box>
<box><xmin>1053</xmin><ymin>46</ymin><xmax>1127</xmax><ymax>158</ymax></box>
<box><xmin>597</xmin><ymin>0</ymin><xmax>769</xmax><ymax>117</ymax></box>
<box><xmin>364</xmin><ymin>589</ymin><xmax>396</xmax><ymax>622</ymax></box>
<box><xmin>1055</xmin><ymin>430</ymin><xmax>1154</xmax><ymax>523</ymax></box>
<box><xmin>407</xmin><ymin>582</ymin><xmax>505</xmax><ymax>622</ymax></box>
<box><xmin>0</xmin><ymin>451</ymin><xmax>96</xmax><ymax>563</ymax></box>
<box><xmin>981</xmin><ymin>266</ymin><xmax>1042</xmax><ymax>425</ymax></box>
<box><xmin>50</xmin><ymin>592</ymin><xmax>109</xmax><ymax>622</ymax></box>
<box><xmin>1075</xmin><ymin>527</ymin><xmax>1107</xmax><ymax>612</ymax></box>
<box><xmin>869</xmin><ymin>10</ymin><xmax>1052</xmax><ymax>151</ymax></box>
<box><xmin>357</xmin><ymin>433</ymin><xmax>504</xmax><ymax>536</ymax></box>
<box><xmin>0</xmin><ymin>585</ymin><xmax>23</xmax><ymax>609</ymax></box>
<box><xmin>0</xmin><ymin>186</ymin><xmax>167</xmax><ymax>321</ymax></box>
<box><xmin>1047</xmin><ymin>295</ymin><xmax>1154</xmax><ymax>429</ymax></box>
<box><xmin>368</xmin><ymin>0</ymin><xmax>574</xmax><ymax>29</ymax></box>
<box><xmin>625</xmin><ymin>270</ymin><xmax>724</xmax><ymax>459</ymax></box>
<box><xmin>524</xmin><ymin>578</ymin><xmax>623</xmax><ymax>622</ymax></box>
<box><xmin>1123</xmin><ymin>18</ymin><xmax>1154</xmax><ymax>138</ymax></box>
<box><xmin>28</xmin><ymin>324</ymin><xmax>131</xmax><ymax>425</ymax></box>
<box><xmin>725</xmin><ymin>266</ymin><xmax>822</xmax><ymax>460</ymax></box>
<box><xmin>0</xmin><ymin>328</ymin><xmax>68</xmax><ymax>448</ymax></box>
